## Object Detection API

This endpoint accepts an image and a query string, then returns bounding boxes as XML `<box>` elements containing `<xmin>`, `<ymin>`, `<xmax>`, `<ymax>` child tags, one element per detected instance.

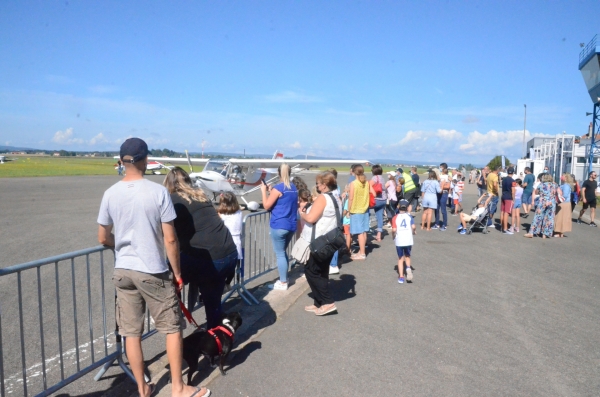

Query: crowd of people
<box><xmin>97</xmin><ymin>137</ymin><xmax>597</xmax><ymax>396</ymax></box>
<box><xmin>469</xmin><ymin>164</ymin><xmax>595</xmax><ymax>238</ymax></box>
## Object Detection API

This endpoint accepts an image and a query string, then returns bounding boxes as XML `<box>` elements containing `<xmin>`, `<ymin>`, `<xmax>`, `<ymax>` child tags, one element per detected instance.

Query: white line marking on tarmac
<box><xmin>3</xmin><ymin>335</ymin><xmax>115</xmax><ymax>395</ymax></box>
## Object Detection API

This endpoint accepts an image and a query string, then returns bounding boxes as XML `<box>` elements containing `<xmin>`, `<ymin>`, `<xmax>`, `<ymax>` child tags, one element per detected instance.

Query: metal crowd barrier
<box><xmin>232</xmin><ymin>211</ymin><xmax>298</xmax><ymax>305</ymax></box>
<box><xmin>0</xmin><ymin>246</ymin><xmax>181</xmax><ymax>396</ymax></box>
<box><xmin>0</xmin><ymin>213</ymin><xmax>279</xmax><ymax>396</ymax></box>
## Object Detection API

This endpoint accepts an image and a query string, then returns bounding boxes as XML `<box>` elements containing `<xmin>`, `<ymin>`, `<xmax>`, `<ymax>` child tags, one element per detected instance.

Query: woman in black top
<box><xmin>164</xmin><ymin>167</ymin><xmax>238</xmax><ymax>329</ymax></box>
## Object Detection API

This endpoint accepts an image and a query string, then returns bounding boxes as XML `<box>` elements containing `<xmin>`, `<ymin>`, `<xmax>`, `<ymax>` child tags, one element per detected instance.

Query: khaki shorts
<box><xmin>113</xmin><ymin>268</ymin><xmax>183</xmax><ymax>337</ymax></box>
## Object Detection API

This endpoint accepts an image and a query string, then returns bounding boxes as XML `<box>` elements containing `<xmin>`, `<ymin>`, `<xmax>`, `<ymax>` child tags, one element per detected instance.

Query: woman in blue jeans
<box><xmin>164</xmin><ymin>167</ymin><xmax>238</xmax><ymax>329</ymax></box>
<box><xmin>434</xmin><ymin>164</ymin><xmax>451</xmax><ymax>231</ymax></box>
<box><xmin>370</xmin><ymin>165</ymin><xmax>387</xmax><ymax>241</ymax></box>
<box><xmin>261</xmin><ymin>163</ymin><xmax>298</xmax><ymax>291</ymax></box>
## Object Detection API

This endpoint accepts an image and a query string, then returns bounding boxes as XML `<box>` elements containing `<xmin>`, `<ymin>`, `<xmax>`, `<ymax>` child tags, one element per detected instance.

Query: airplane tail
<box><xmin>272</xmin><ymin>150</ymin><xmax>284</xmax><ymax>160</ymax></box>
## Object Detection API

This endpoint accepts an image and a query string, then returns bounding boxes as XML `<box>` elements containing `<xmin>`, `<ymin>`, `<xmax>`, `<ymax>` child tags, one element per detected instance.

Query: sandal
<box><xmin>314</xmin><ymin>304</ymin><xmax>337</xmax><ymax>316</ymax></box>
<box><xmin>350</xmin><ymin>254</ymin><xmax>366</xmax><ymax>261</ymax></box>
<box><xmin>190</xmin><ymin>386</ymin><xmax>211</xmax><ymax>397</ymax></box>
<box><xmin>524</xmin><ymin>234</ymin><xmax>533</xmax><ymax>238</ymax></box>
<box><xmin>143</xmin><ymin>383</ymin><xmax>156</xmax><ymax>397</ymax></box>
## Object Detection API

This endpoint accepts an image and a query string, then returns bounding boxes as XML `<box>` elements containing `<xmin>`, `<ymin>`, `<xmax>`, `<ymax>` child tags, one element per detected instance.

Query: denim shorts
<box><xmin>514</xmin><ymin>199</ymin><xmax>522</xmax><ymax>209</ymax></box>
<box><xmin>422</xmin><ymin>195</ymin><xmax>437</xmax><ymax>209</ymax></box>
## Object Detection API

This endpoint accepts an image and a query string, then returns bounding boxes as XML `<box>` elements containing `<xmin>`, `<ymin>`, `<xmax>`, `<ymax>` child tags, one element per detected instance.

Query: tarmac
<box><xmin>1</xmin><ymin>173</ymin><xmax>600</xmax><ymax>396</ymax></box>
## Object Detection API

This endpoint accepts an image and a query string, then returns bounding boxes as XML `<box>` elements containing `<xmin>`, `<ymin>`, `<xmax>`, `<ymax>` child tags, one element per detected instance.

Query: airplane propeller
<box><xmin>185</xmin><ymin>150</ymin><xmax>193</xmax><ymax>173</ymax></box>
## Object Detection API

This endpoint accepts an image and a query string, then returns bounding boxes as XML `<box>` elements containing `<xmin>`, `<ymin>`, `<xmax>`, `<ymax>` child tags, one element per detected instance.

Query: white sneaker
<box><xmin>329</xmin><ymin>266</ymin><xmax>340</xmax><ymax>275</ymax></box>
<box><xmin>268</xmin><ymin>280</ymin><xmax>288</xmax><ymax>291</ymax></box>
<box><xmin>405</xmin><ymin>267</ymin><xmax>413</xmax><ymax>281</ymax></box>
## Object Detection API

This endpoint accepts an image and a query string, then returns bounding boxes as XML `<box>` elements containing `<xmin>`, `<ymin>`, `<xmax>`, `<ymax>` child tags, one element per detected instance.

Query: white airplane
<box><xmin>0</xmin><ymin>155</ymin><xmax>5</xmax><ymax>164</ymax></box>
<box><xmin>124</xmin><ymin>151</ymin><xmax>370</xmax><ymax>210</ymax></box>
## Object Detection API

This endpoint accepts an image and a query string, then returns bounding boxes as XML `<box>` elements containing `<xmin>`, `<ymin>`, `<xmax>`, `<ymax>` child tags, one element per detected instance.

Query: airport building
<box><xmin>524</xmin><ymin>133</ymin><xmax>600</xmax><ymax>183</ymax></box>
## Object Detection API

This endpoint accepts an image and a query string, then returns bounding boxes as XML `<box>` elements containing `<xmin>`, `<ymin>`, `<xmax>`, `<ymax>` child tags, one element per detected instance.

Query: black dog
<box><xmin>182</xmin><ymin>312</ymin><xmax>242</xmax><ymax>383</ymax></box>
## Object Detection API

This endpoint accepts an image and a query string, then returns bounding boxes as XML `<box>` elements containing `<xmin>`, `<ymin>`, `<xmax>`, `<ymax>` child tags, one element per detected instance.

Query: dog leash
<box><xmin>177</xmin><ymin>293</ymin><xmax>201</xmax><ymax>329</ymax></box>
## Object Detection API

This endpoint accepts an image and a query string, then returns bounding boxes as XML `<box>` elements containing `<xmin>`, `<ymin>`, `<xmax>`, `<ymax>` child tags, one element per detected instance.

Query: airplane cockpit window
<box><xmin>203</xmin><ymin>160</ymin><xmax>228</xmax><ymax>173</ymax></box>
<box><xmin>229</xmin><ymin>165</ymin><xmax>246</xmax><ymax>188</ymax></box>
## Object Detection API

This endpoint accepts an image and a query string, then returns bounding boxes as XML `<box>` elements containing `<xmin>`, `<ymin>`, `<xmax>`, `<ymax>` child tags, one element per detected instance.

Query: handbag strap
<box><xmin>310</xmin><ymin>193</ymin><xmax>342</xmax><ymax>243</ymax></box>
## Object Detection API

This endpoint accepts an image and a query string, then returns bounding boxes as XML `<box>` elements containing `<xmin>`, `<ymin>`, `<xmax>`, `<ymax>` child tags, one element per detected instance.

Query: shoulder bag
<box><xmin>291</xmin><ymin>236</ymin><xmax>311</xmax><ymax>264</ymax></box>
<box><xmin>309</xmin><ymin>193</ymin><xmax>346</xmax><ymax>262</ymax></box>
<box><xmin>372</xmin><ymin>175</ymin><xmax>383</xmax><ymax>196</ymax></box>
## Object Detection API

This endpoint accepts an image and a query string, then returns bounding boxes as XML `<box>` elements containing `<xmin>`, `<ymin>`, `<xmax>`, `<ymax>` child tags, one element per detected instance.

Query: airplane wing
<box><xmin>147</xmin><ymin>157</ymin><xmax>209</xmax><ymax>165</ymax></box>
<box><xmin>227</xmin><ymin>159</ymin><xmax>371</xmax><ymax>169</ymax></box>
<box><xmin>112</xmin><ymin>156</ymin><xmax>208</xmax><ymax>165</ymax></box>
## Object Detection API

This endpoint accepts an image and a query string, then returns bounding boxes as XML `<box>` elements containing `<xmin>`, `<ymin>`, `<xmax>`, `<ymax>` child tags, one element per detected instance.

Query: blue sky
<box><xmin>0</xmin><ymin>1</ymin><xmax>599</xmax><ymax>164</ymax></box>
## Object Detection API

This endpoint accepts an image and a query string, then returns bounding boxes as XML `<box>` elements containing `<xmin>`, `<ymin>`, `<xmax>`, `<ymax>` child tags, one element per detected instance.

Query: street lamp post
<box><xmin>522</xmin><ymin>104</ymin><xmax>527</xmax><ymax>159</ymax></box>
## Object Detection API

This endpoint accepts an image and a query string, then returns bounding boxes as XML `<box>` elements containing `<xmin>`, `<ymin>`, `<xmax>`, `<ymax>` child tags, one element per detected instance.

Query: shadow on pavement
<box><xmin>330</xmin><ymin>274</ymin><xmax>356</xmax><ymax>302</ymax></box>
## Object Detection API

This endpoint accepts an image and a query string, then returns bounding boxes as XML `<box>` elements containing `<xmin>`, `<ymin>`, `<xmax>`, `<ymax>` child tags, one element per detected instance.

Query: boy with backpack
<box><xmin>391</xmin><ymin>199</ymin><xmax>416</xmax><ymax>284</ymax></box>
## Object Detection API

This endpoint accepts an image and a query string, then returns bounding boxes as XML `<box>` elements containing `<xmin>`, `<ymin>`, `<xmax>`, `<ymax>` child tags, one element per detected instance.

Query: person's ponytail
<box><xmin>355</xmin><ymin>165</ymin><xmax>366</xmax><ymax>184</ymax></box>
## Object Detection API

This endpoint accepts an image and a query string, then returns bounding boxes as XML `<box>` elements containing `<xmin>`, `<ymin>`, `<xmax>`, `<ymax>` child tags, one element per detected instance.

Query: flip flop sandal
<box><xmin>144</xmin><ymin>383</ymin><xmax>156</xmax><ymax>397</ymax></box>
<box><xmin>350</xmin><ymin>254</ymin><xmax>366</xmax><ymax>261</ymax></box>
<box><xmin>190</xmin><ymin>386</ymin><xmax>211</xmax><ymax>397</ymax></box>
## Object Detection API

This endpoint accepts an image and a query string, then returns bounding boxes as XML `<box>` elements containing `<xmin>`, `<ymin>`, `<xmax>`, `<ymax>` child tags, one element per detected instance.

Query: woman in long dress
<box><xmin>554</xmin><ymin>173</ymin><xmax>574</xmax><ymax>238</ymax></box>
<box><xmin>525</xmin><ymin>174</ymin><xmax>557</xmax><ymax>239</ymax></box>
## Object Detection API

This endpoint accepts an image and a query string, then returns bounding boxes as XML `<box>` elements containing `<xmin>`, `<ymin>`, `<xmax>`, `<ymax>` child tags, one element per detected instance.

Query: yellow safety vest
<box><xmin>403</xmin><ymin>172</ymin><xmax>416</xmax><ymax>193</ymax></box>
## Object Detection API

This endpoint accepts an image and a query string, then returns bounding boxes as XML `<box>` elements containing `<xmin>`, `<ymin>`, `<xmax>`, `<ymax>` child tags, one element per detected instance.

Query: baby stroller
<box><xmin>464</xmin><ymin>203</ymin><xmax>491</xmax><ymax>235</ymax></box>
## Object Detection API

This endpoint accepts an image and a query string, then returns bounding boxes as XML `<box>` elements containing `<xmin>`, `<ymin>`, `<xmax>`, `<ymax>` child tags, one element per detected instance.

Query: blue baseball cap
<box><xmin>120</xmin><ymin>138</ymin><xmax>149</xmax><ymax>163</ymax></box>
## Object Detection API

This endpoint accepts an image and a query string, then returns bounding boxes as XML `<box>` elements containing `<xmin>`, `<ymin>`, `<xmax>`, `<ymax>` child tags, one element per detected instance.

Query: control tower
<box><xmin>579</xmin><ymin>34</ymin><xmax>600</xmax><ymax>173</ymax></box>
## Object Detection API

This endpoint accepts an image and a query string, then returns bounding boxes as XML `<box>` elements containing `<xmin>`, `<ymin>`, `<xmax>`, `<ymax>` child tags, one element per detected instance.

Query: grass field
<box><xmin>0</xmin><ymin>156</ymin><xmax>120</xmax><ymax>178</ymax></box>
<box><xmin>0</xmin><ymin>156</ymin><xmax>433</xmax><ymax>178</ymax></box>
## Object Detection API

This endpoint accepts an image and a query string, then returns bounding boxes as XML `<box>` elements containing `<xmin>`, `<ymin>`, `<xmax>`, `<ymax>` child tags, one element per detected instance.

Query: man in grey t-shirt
<box><xmin>98</xmin><ymin>138</ymin><xmax>209</xmax><ymax>397</ymax></box>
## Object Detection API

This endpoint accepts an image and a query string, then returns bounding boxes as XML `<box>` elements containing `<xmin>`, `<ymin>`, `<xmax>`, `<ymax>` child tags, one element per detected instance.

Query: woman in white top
<box><xmin>298</xmin><ymin>171</ymin><xmax>340</xmax><ymax>316</ymax></box>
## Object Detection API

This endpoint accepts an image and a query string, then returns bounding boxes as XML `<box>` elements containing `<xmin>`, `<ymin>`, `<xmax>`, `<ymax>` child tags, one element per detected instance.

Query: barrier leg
<box><xmin>239</xmin><ymin>281</ymin><xmax>260</xmax><ymax>304</ymax></box>
<box><xmin>94</xmin><ymin>334</ymin><xmax>139</xmax><ymax>383</ymax></box>
<box><xmin>93</xmin><ymin>358</ymin><xmax>115</xmax><ymax>381</ymax></box>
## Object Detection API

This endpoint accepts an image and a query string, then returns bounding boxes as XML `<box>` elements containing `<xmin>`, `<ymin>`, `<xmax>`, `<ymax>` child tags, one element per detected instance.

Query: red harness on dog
<box><xmin>207</xmin><ymin>326</ymin><xmax>234</xmax><ymax>355</ymax></box>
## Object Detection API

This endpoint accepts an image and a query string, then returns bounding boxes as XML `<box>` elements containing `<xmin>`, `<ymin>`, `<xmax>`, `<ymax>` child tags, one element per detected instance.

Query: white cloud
<box><xmin>398</xmin><ymin>130</ymin><xmax>428</xmax><ymax>145</ymax></box>
<box><xmin>89</xmin><ymin>133</ymin><xmax>108</xmax><ymax>145</ymax></box>
<box><xmin>52</xmin><ymin>128</ymin><xmax>84</xmax><ymax>145</ymax></box>
<box><xmin>458</xmin><ymin>129</ymin><xmax>555</xmax><ymax>156</ymax></box>
<box><xmin>437</xmin><ymin>129</ymin><xmax>462</xmax><ymax>140</ymax></box>
<box><xmin>263</xmin><ymin>90</ymin><xmax>323</xmax><ymax>104</ymax></box>
<box><xmin>4</xmin><ymin>141</ymin><xmax>10</xmax><ymax>145</ymax></box>
<box><xmin>289</xmin><ymin>141</ymin><xmax>302</xmax><ymax>149</ymax></box>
